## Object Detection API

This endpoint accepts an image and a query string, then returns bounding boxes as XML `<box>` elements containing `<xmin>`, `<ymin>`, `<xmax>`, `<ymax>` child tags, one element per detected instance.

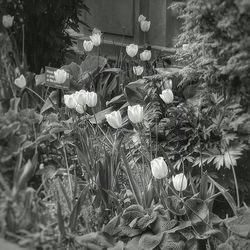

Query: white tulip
<box><xmin>86</xmin><ymin>91</ymin><xmax>97</xmax><ymax>107</ymax></box>
<box><xmin>90</xmin><ymin>33</ymin><xmax>101</xmax><ymax>46</ymax></box>
<box><xmin>105</xmin><ymin>110</ymin><xmax>123</xmax><ymax>129</ymax></box>
<box><xmin>2</xmin><ymin>15</ymin><xmax>14</xmax><ymax>28</ymax></box>
<box><xmin>163</xmin><ymin>78</ymin><xmax>172</xmax><ymax>90</ymax></box>
<box><xmin>14</xmin><ymin>74</ymin><xmax>26</xmax><ymax>89</ymax></box>
<box><xmin>126</xmin><ymin>44</ymin><xmax>138</xmax><ymax>58</ymax></box>
<box><xmin>133</xmin><ymin>66</ymin><xmax>144</xmax><ymax>76</ymax></box>
<box><xmin>140</xmin><ymin>50</ymin><xmax>151</xmax><ymax>61</ymax></box>
<box><xmin>140</xmin><ymin>20</ymin><xmax>151</xmax><ymax>32</ymax></box>
<box><xmin>83</xmin><ymin>40</ymin><xmax>94</xmax><ymax>52</ymax></box>
<box><xmin>138</xmin><ymin>14</ymin><xmax>146</xmax><ymax>23</ymax></box>
<box><xmin>128</xmin><ymin>105</ymin><xmax>144</xmax><ymax>124</ymax></box>
<box><xmin>75</xmin><ymin>104</ymin><xmax>85</xmax><ymax>114</ymax></box>
<box><xmin>54</xmin><ymin>69</ymin><xmax>67</xmax><ymax>84</ymax></box>
<box><xmin>160</xmin><ymin>89</ymin><xmax>174</xmax><ymax>104</ymax></box>
<box><xmin>151</xmin><ymin>157</ymin><xmax>168</xmax><ymax>179</ymax></box>
<box><xmin>172</xmin><ymin>173</ymin><xmax>188</xmax><ymax>192</ymax></box>
<box><xmin>76</xmin><ymin>89</ymin><xmax>87</xmax><ymax>106</ymax></box>
<box><xmin>64</xmin><ymin>94</ymin><xmax>77</xmax><ymax>109</ymax></box>
<box><xmin>182</xmin><ymin>44</ymin><xmax>189</xmax><ymax>51</ymax></box>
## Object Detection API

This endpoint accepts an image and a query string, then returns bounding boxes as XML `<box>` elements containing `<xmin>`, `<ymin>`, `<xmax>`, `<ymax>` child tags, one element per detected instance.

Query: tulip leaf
<box><xmin>184</xmin><ymin>198</ymin><xmax>209</xmax><ymax>225</ymax></box>
<box><xmin>121</xmin><ymin>149</ymin><xmax>143</xmax><ymax>206</ymax></box>
<box><xmin>40</xmin><ymin>90</ymin><xmax>57</xmax><ymax>114</ymax></box>
<box><xmin>125</xmin><ymin>80</ymin><xmax>146</xmax><ymax>106</ymax></box>
<box><xmin>61</xmin><ymin>62</ymin><xmax>81</xmax><ymax>81</ymax></box>
<box><xmin>69</xmin><ymin>185</ymin><xmax>89</xmax><ymax>232</ymax></box>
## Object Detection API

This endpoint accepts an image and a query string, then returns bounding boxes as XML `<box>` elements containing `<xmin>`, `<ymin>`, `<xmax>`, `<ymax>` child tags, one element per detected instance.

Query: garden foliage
<box><xmin>0</xmin><ymin>0</ymin><xmax>250</xmax><ymax>249</ymax></box>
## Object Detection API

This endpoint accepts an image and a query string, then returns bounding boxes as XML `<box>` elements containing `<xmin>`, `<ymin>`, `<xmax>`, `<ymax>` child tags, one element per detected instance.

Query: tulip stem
<box><xmin>92</xmin><ymin>109</ymin><xmax>112</xmax><ymax>146</ymax></box>
<box><xmin>26</xmin><ymin>87</ymin><xmax>45</xmax><ymax>102</ymax></box>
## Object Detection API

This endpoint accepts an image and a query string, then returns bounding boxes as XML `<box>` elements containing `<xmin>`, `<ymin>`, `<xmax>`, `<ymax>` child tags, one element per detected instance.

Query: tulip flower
<box><xmin>128</xmin><ymin>105</ymin><xmax>144</xmax><ymax>124</ymax></box>
<box><xmin>151</xmin><ymin>157</ymin><xmax>168</xmax><ymax>179</ymax></box>
<box><xmin>163</xmin><ymin>78</ymin><xmax>172</xmax><ymax>90</ymax></box>
<box><xmin>86</xmin><ymin>91</ymin><xmax>97</xmax><ymax>107</ymax></box>
<box><xmin>2</xmin><ymin>15</ymin><xmax>14</xmax><ymax>28</ymax></box>
<box><xmin>90</xmin><ymin>33</ymin><xmax>101</xmax><ymax>46</ymax></box>
<box><xmin>14</xmin><ymin>74</ymin><xmax>26</xmax><ymax>89</ymax></box>
<box><xmin>182</xmin><ymin>44</ymin><xmax>189</xmax><ymax>51</ymax></box>
<box><xmin>140</xmin><ymin>50</ymin><xmax>151</xmax><ymax>61</ymax></box>
<box><xmin>126</xmin><ymin>44</ymin><xmax>138</xmax><ymax>58</ymax></box>
<box><xmin>172</xmin><ymin>173</ymin><xmax>188</xmax><ymax>192</ymax></box>
<box><xmin>138</xmin><ymin>14</ymin><xmax>146</xmax><ymax>23</ymax></box>
<box><xmin>83</xmin><ymin>40</ymin><xmax>94</xmax><ymax>52</ymax></box>
<box><xmin>140</xmin><ymin>20</ymin><xmax>151</xmax><ymax>32</ymax></box>
<box><xmin>160</xmin><ymin>89</ymin><xmax>174</xmax><ymax>104</ymax></box>
<box><xmin>54</xmin><ymin>69</ymin><xmax>67</xmax><ymax>84</ymax></box>
<box><xmin>133</xmin><ymin>66</ymin><xmax>144</xmax><ymax>76</ymax></box>
<box><xmin>76</xmin><ymin>89</ymin><xmax>87</xmax><ymax>106</ymax></box>
<box><xmin>75</xmin><ymin>104</ymin><xmax>85</xmax><ymax>114</ymax></box>
<box><xmin>64</xmin><ymin>94</ymin><xmax>77</xmax><ymax>109</ymax></box>
<box><xmin>105</xmin><ymin>110</ymin><xmax>123</xmax><ymax>129</ymax></box>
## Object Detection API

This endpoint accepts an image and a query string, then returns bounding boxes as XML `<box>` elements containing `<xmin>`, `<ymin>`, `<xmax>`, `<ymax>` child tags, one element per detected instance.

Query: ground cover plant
<box><xmin>0</xmin><ymin>0</ymin><xmax>250</xmax><ymax>249</ymax></box>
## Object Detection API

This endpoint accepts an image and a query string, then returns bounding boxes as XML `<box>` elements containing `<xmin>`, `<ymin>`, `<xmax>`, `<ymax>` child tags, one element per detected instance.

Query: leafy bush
<box><xmin>172</xmin><ymin>0</ymin><xmax>250</xmax><ymax>105</ymax></box>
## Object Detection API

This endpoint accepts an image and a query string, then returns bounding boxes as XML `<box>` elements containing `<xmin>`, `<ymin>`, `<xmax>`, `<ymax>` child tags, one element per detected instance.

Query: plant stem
<box><xmin>62</xmin><ymin>142</ymin><xmax>73</xmax><ymax>201</ymax></box>
<box><xmin>231</xmin><ymin>164</ymin><xmax>240</xmax><ymax>208</ymax></box>
<box><xmin>26</xmin><ymin>87</ymin><xmax>45</xmax><ymax>102</ymax></box>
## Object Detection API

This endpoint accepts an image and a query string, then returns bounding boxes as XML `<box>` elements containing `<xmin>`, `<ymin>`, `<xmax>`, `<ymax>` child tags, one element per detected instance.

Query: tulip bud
<box><xmin>90</xmin><ymin>33</ymin><xmax>101</xmax><ymax>46</ymax></box>
<box><xmin>76</xmin><ymin>89</ymin><xmax>87</xmax><ymax>106</ymax></box>
<box><xmin>64</xmin><ymin>94</ymin><xmax>77</xmax><ymax>109</ymax></box>
<box><xmin>14</xmin><ymin>74</ymin><xmax>26</xmax><ymax>88</ymax></box>
<box><xmin>86</xmin><ymin>91</ymin><xmax>97</xmax><ymax>107</ymax></box>
<box><xmin>54</xmin><ymin>69</ymin><xmax>67</xmax><ymax>84</ymax></box>
<box><xmin>128</xmin><ymin>104</ymin><xmax>144</xmax><ymax>124</ymax></box>
<box><xmin>75</xmin><ymin>104</ymin><xmax>84</xmax><ymax>114</ymax></box>
<box><xmin>140</xmin><ymin>20</ymin><xmax>151</xmax><ymax>32</ymax></box>
<box><xmin>182</xmin><ymin>44</ymin><xmax>189</xmax><ymax>51</ymax></box>
<box><xmin>105</xmin><ymin>110</ymin><xmax>123</xmax><ymax>129</ymax></box>
<box><xmin>2</xmin><ymin>15</ymin><xmax>14</xmax><ymax>28</ymax></box>
<box><xmin>140</xmin><ymin>50</ymin><xmax>151</xmax><ymax>61</ymax></box>
<box><xmin>163</xmin><ymin>78</ymin><xmax>172</xmax><ymax>90</ymax></box>
<box><xmin>126</xmin><ymin>44</ymin><xmax>138</xmax><ymax>58</ymax></box>
<box><xmin>172</xmin><ymin>173</ymin><xmax>188</xmax><ymax>192</ymax></box>
<box><xmin>83</xmin><ymin>40</ymin><xmax>94</xmax><ymax>52</ymax></box>
<box><xmin>133</xmin><ymin>66</ymin><xmax>144</xmax><ymax>76</ymax></box>
<box><xmin>138</xmin><ymin>14</ymin><xmax>146</xmax><ymax>23</ymax></box>
<box><xmin>151</xmin><ymin>157</ymin><xmax>168</xmax><ymax>179</ymax></box>
<box><xmin>160</xmin><ymin>89</ymin><xmax>174</xmax><ymax>104</ymax></box>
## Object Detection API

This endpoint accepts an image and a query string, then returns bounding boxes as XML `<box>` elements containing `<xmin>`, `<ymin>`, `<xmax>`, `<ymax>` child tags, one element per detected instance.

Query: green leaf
<box><xmin>185</xmin><ymin>198</ymin><xmax>209</xmax><ymax>225</ymax></box>
<box><xmin>151</xmin><ymin>216</ymin><xmax>177</xmax><ymax>234</ymax></box>
<box><xmin>69</xmin><ymin>185</ymin><xmax>89</xmax><ymax>232</ymax></box>
<box><xmin>207</xmin><ymin>175</ymin><xmax>237</xmax><ymax>215</ymax></box>
<box><xmin>165</xmin><ymin>196</ymin><xmax>186</xmax><ymax>216</ymax></box>
<box><xmin>57</xmin><ymin>178</ymin><xmax>72</xmax><ymax>212</ymax></box>
<box><xmin>121</xmin><ymin>149</ymin><xmax>143</xmax><ymax>206</ymax></box>
<box><xmin>226</xmin><ymin>211</ymin><xmax>250</xmax><ymax>238</ymax></box>
<box><xmin>125</xmin><ymin>79</ymin><xmax>146</xmax><ymax>106</ymax></box>
<box><xmin>125</xmin><ymin>236</ymin><xmax>141</xmax><ymax>250</ymax></box>
<box><xmin>57</xmin><ymin>200</ymin><xmax>66</xmax><ymax>238</ymax></box>
<box><xmin>103</xmin><ymin>215</ymin><xmax>120</xmax><ymax>236</ymax></box>
<box><xmin>107</xmin><ymin>241</ymin><xmax>124</xmax><ymax>250</ymax></box>
<box><xmin>139</xmin><ymin>233</ymin><xmax>163</xmax><ymax>250</ymax></box>
<box><xmin>40</xmin><ymin>91</ymin><xmax>57</xmax><ymax>114</ymax></box>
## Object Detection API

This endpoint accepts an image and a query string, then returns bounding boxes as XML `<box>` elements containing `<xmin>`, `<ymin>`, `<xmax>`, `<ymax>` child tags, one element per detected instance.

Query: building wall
<box><xmin>77</xmin><ymin>0</ymin><xmax>181</xmax><ymax>58</ymax></box>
